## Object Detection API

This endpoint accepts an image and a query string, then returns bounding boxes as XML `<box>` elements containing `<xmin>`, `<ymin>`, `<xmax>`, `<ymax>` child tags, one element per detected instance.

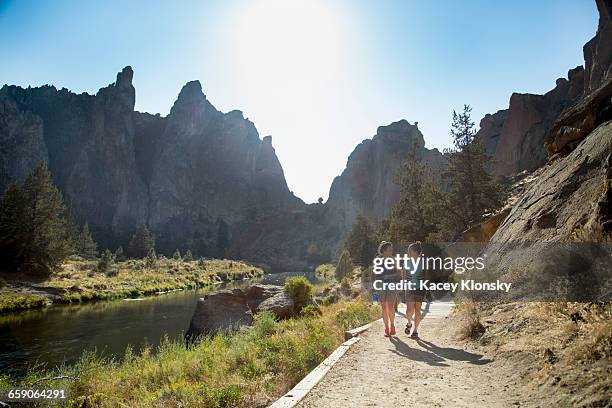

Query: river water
<box><xmin>0</xmin><ymin>272</ymin><xmax>319</xmax><ymax>376</ymax></box>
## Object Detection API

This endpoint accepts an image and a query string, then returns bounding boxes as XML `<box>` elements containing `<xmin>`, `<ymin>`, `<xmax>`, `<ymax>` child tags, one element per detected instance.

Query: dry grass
<box><xmin>453</xmin><ymin>301</ymin><xmax>612</xmax><ymax>407</ymax></box>
<box><xmin>0</xmin><ymin>257</ymin><xmax>263</xmax><ymax>313</ymax></box>
<box><xmin>1</xmin><ymin>298</ymin><xmax>380</xmax><ymax>408</ymax></box>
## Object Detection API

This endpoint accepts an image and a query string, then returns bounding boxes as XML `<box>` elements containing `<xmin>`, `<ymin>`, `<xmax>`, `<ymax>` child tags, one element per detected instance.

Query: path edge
<box><xmin>267</xmin><ymin>320</ymin><xmax>379</xmax><ymax>408</ymax></box>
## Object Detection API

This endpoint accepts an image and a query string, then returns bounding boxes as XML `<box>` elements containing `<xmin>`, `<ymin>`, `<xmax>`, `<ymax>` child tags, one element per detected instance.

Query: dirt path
<box><xmin>297</xmin><ymin>301</ymin><xmax>526</xmax><ymax>408</ymax></box>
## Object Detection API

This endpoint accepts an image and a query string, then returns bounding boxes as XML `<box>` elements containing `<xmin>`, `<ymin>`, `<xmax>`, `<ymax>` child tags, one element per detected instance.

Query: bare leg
<box><xmin>389</xmin><ymin>300</ymin><xmax>397</xmax><ymax>327</ymax></box>
<box><xmin>381</xmin><ymin>301</ymin><xmax>389</xmax><ymax>330</ymax></box>
<box><xmin>406</xmin><ymin>301</ymin><xmax>415</xmax><ymax>326</ymax></box>
<box><xmin>414</xmin><ymin>301</ymin><xmax>423</xmax><ymax>332</ymax></box>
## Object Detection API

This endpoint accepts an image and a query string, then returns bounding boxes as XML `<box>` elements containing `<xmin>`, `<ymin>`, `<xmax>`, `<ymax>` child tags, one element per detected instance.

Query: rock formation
<box><xmin>476</xmin><ymin>68</ymin><xmax>585</xmax><ymax>179</ymax></box>
<box><xmin>325</xmin><ymin>120</ymin><xmax>446</xmax><ymax>233</ymax></box>
<box><xmin>0</xmin><ymin>68</ymin><xmax>313</xmax><ymax>269</ymax></box>
<box><xmin>186</xmin><ymin>284</ymin><xmax>296</xmax><ymax>338</ymax></box>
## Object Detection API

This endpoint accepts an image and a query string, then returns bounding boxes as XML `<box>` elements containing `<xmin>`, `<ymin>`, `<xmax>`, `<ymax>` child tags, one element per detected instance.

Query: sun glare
<box><xmin>224</xmin><ymin>0</ymin><xmax>349</xmax><ymax>99</ymax></box>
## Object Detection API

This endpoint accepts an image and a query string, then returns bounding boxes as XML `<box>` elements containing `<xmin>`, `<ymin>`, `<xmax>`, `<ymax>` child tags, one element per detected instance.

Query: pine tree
<box><xmin>127</xmin><ymin>224</ymin><xmax>155</xmax><ymax>259</ymax></box>
<box><xmin>184</xmin><ymin>249</ymin><xmax>193</xmax><ymax>262</ymax></box>
<box><xmin>97</xmin><ymin>249</ymin><xmax>114</xmax><ymax>273</ymax></box>
<box><xmin>385</xmin><ymin>144</ymin><xmax>440</xmax><ymax>244</ymax></box>
<box><xmin>437</xmin><ymin>105</ymin><xmax>505</xmax><ymax>238</ymax></box>
<box><xmin>344</xmin><ymin>214</ymin><xmax>378</xmax><ymax>268</ymax></box>
<box><xmin>335</xmin><ymin>249</ymin><xmax>353</xmax><ymax>282</ymax></box>
<box><xmin>77</xmin><ymin>223</ymin><xmax>97</xmax><ymax>259</ymax></box>
<box><xmin>146</xmin><ymin>248</ymin><xmax>157</xmax><ymax>268</ymax></box>
<box><xmin>114</xmin><ymin>246</ymin><xmax>125</xmax><ymax>261</ymax></box>
<box><xmin>173</xmin><ymin>249</ymin><xmax>182</xmax><ymax>261</ymax></box>
<box><xmin>0</xmin><ymin>163</ymin><xmax>73</xmax><ymax>275</ymax></box>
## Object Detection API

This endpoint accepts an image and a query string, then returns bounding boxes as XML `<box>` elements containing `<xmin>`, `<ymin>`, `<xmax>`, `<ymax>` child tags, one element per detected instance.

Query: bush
<box><xmin>198</xmin><ymin>257</ymin><xmax>206</xmax><ymax>269</ymax></box>
<box><xmin>341</xmin><ymin>276</ymin><xmax>351</xmax><ymax>291</ymax></box>
<box><xmin>457</xmin><ymin>302</ymin><xmax>485</xmax><ymax>340</ymax></box>
<box><xmin>301</xmin><ymin>304</ymin><xmax>322</xmax><ymax>318</ymax></box>
<box><xmin>184</xmin><ymin>250</ymin><xmax>193</xmax><ymax>262</ymax></box>
<box><xmin>284</xmin><ymin>277</ymin><xmax>313</xmax><ymax>311</ymax></box>
<box><xmin>335</xmin><ymin>299</ymin><xmax>379</xmax><ymax>330</ymax></box>
<box><xmin>173</xmin><ymin>249</ymin><xmax>182</xmax><ymax>261</ymax></box>
<box><xmin>97</xmin><ymin>249</ymin><xmax>114</xmax><ymax>273</ymax></box>
<box><xmin>145</xmin><ymin>248</ymin><xmax>157</xmax><ymax>268</ymax></box>
<box><xmin>335</xmin><ymin>250</ymin><xmax>353</xmax><ymax>282</ymax></box>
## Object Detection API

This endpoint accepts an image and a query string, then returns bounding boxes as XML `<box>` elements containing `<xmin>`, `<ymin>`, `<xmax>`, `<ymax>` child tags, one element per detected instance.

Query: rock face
<box><xmin>0</xmin><ymin>68</ymin><xmax>310</xmax><ymax>268</ymax></box>
<box><xmin>186</xmin><ymin>284</ymin><xmax>294</xmax><ymax>338</ymax></box>
<box><xmin>476</xmin><ymin>69</ymin><xmax>585</xmax><ymax>178</ymax></box>
<box><xmin>325</xmin><ymin>120</ymin><xmax>446</xmax><ymax>233</ymax></box>
<box><xmin>482</xmin><ymin>120</ymin><xmax>612</xmax><ymax>301</ymax></box>
<box><xmin>477</xmin><ymin>0</ymin><xmax>612</xmax><ymax>179</ymax></box>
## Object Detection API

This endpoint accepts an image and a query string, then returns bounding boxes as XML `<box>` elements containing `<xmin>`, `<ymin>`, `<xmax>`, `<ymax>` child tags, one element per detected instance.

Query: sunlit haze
<box><xmin>0</xmin><ymin>0</ymin><xmax>598</xmax><ymax>202</ymax></box>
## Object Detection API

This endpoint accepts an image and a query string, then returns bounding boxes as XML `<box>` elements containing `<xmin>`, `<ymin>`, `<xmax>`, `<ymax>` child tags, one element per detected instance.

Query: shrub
<box><xmin>301</xmin><ymin>304</ymin><xmax>322</xmax><ymax>318</ymax></box>
<box><xmin>340</xmin><ymin>276</ymin><xmax>351</xmax><ymax>291</ymax></box>
<box><xmin>457</xmin><ymin>302</ymin><xmax>485</xmax><ymax>340</ymax></box>
<box><xmin>97</xmin><ymin>249</ymin><xmax>114</xmax><ymax>273</ymax></box>
<box><xmin>284</xmin><ymin>277</ymin><xmax>313</xmax><ymax>311</ymax></box>
<box><xmin>335</xmin><ymin>250</ymin><xmax>353</xmax><ymax>282</ymax></box>
<box><xmin>335</xmin><ymin>299</ymin><xmax>379</xmax><ymax>330</ymax></box>
<box><xmin>145</xmin><ymin>248</ymin><xmax>157</xmax><ymax>268</ymax></box>
<box><xmin>198</xmin><ymin>257</ymin><xmax>206</xmax><ymax>269</ymax></box>
<box><xmin>173</xmin><ymin>249</ymin><xmax>182</xmax><ymax>261</ymax></box>
<box><xmin>184</xmin><ymin>249</ymin><xmax>193</xmax><ymax>262</ymax></box>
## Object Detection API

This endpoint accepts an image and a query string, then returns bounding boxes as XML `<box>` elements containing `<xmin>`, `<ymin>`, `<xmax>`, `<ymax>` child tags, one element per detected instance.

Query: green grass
<box><xmin>0</xmin><ymin>258</ymin><xmax>263</xmax><ymax>313</ymax></box>
<box><xmin>0</xmin><ymin>292</ymin><xmax>48</xmax><ymax>312</ymax></box>
<box><xmin>7</xmin><ymin>298</ymin><xmax>380</xmax><ymax>408</ymax></box>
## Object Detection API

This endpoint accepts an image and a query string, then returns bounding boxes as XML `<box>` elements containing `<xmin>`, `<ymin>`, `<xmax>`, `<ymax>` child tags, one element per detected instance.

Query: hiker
<box><xmin>405</xmin><ymin>241</ymin><xmax>425</xmax><ymax>338</ymax></box>
<box><xmin>377</xmin><ymin>241</ymin><xmax>400</xmax><ymax>337</ymax></box>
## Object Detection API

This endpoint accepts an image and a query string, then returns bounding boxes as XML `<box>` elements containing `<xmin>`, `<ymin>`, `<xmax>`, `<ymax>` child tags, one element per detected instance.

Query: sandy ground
<box><xmin>297</xmin><ymin>301</ymin><xmax>527</xmax><ymax>408</ymax></box>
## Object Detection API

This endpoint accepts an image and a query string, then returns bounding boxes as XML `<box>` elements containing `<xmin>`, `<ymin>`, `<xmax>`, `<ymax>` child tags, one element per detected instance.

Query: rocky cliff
<box><xmin>477</xmin><ymin>0</ymin><xmax>612</xmax><ymax>179</ymax></box>
<box><xmin>325</xmin><ymin>120</ymin><xmax>446</xmax><ymax>233</ymax></box>
<box><xmin>0</xmin><ymin>68</ymin><xmax>312</xmax><ymax>269</ymax></box>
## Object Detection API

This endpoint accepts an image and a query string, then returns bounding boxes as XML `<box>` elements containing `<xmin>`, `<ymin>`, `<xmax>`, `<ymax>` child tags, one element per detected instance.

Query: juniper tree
<box><xmin>114</xmin><ymin>246</ymin><xmax>125</xmax><ymax>261</ymax></box>
<box><xmin>343</xmin><ymin>214</ymin><xmax>378</xmax><ymax>268</ymax></box>
<box><xmin>184</xmin><ymin>249</ymin><xmax>193</xmax><ymax>262</ymax></box>
<box><xmin>97</xmin><ymin>249</ymin><xmax>114</xmax><ymax>273</ymax></box>
<box><xmin>385</xmin><ymin>144</ymin><xmax>440</xmax><ymax>244</ymax></box>
<box><xmin>146</xmin><ymin>248</ymin><xmax>157</xmax><ymax>268</ymax></box>
<box><xmin>335</xmin><ymin>249</ymin><xmax>353</xmax><ymax>282</ymax></box>
<box><xmin>436</xmin><ymin>105</ymin><xmax>505</xmax><ymax>238</ymax></box>
<box><xmin>173</xmin><ymin>249</ymin><xmax>182</xmax><ymax>261</ymax></box>
<box><xmin>0</xmin><ymin>163</ymin><xmax>73</xmax><ymax>275</ymax></box>
<box><xmin>127</xmin><ymin>224</ymin><xmax>155</xmax><ymax>259</ymax></box>
<box><xmin>76</xmin><ymin>223</ymin><xmax>97</xmax><ymax>259</ymax></box>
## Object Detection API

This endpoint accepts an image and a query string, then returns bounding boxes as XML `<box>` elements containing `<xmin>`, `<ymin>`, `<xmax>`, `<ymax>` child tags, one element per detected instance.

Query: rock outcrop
<box><xmin>186</xmin><ymin>284</ymin><xmax>295</xmax><ymax>338</ymax></box>
<box><xmin>0</xmin><ymin>68</ymin><xmax>313</xmax><ymax>269</ymax></box>
<box><xmin>481</xmin><ymin>120</ymin><xmax>612</xmax><ymax>301</ymax></box>
<box><xmin>476</xmin><ymin>68</ymin><xmax>585</xmax><ymax>178</ymax></box>
<box><xmin>477</xmin><ymin>0</ymin><xmax>612</xmax><ymax>179</ymax></box>
<box><xmin>325</xmin><ymin>120</ymin><xmax>446</xmax><ymax>233</ymax></box>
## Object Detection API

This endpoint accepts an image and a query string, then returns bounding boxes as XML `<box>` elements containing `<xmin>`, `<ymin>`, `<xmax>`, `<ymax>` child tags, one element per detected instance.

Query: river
<box><xmin>0</xmin><ymin>272</ymin><xmax>320</xmax><ymax>376</ymax></box>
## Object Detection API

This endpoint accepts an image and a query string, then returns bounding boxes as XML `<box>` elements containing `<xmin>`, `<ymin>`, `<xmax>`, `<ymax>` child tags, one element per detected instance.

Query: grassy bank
<box><xmin>0</xmin><ymin>298</ymin><xmax>379</xmax><ymax>407</ymax></box>
<box><xmin>0</xmin><ymin>257</ymin><xmax>263</xmax><ymax>313</ymax></box>
<box><xmin>454</xmin><ymin>301</ymin><xmax>611</xmax><ymax>407</ymax></box>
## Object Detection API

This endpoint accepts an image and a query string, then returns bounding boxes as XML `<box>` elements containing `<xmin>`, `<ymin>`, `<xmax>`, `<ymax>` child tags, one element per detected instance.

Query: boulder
<box><xmin>186</xmin><ymin>284</ymin><xmax>295</xmax><ymax>339</ymax></box>
<box><xmin>256</xmin><ymin>292</ymin><xmax>295</xmax><ymax>319</ymax></box>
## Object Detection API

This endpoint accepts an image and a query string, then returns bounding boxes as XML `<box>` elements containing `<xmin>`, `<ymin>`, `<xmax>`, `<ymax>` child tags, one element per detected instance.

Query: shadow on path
<box><xmin>388</xmin><ymin>336</ymin><xmax>449</xmax><ymax>367</ymax></box>
<box><xmin>415</xmin><ymin>338</ymin><xmax>492</xmax><ymax>365</ymax></box>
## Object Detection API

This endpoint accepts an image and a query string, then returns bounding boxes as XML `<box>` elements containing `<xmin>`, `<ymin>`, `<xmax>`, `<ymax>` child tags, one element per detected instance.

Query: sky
<box><xmin>0</xmin><ymin>0</ymin><xmax>598</xmax><ymax>203</ymax></box>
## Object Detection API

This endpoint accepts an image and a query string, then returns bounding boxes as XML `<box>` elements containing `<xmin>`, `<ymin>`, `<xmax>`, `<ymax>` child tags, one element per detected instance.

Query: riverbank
<box><xmin>1</xmin><ymin>297</ymin><xmax>379</xmax><ymax>407</ymax></box>
<box><xmin>0</xmin><ymin>257</ymin><xmax>263</xmax><ymax>313</ymax></box>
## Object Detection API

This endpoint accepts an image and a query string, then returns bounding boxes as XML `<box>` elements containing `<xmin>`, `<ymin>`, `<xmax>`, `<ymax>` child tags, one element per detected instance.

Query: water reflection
<box><xmin>0</xmin><ymin>272</ymin><xmax>319</xmax><ymax>376</ymax></box>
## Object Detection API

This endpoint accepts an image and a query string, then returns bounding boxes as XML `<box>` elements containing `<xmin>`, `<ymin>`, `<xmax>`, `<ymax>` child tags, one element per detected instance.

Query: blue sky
<box><xmin>0</xmin><ymin>0</ymin><xmax>598</xmax><ymax>203</ymax></box>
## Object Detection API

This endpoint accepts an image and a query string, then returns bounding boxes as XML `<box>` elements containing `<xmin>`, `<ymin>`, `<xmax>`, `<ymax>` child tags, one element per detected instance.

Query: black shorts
<box><xmin>407</xmin><ymin>289</ymin><xmax>425</xmax><ymax>303</ymax></box>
